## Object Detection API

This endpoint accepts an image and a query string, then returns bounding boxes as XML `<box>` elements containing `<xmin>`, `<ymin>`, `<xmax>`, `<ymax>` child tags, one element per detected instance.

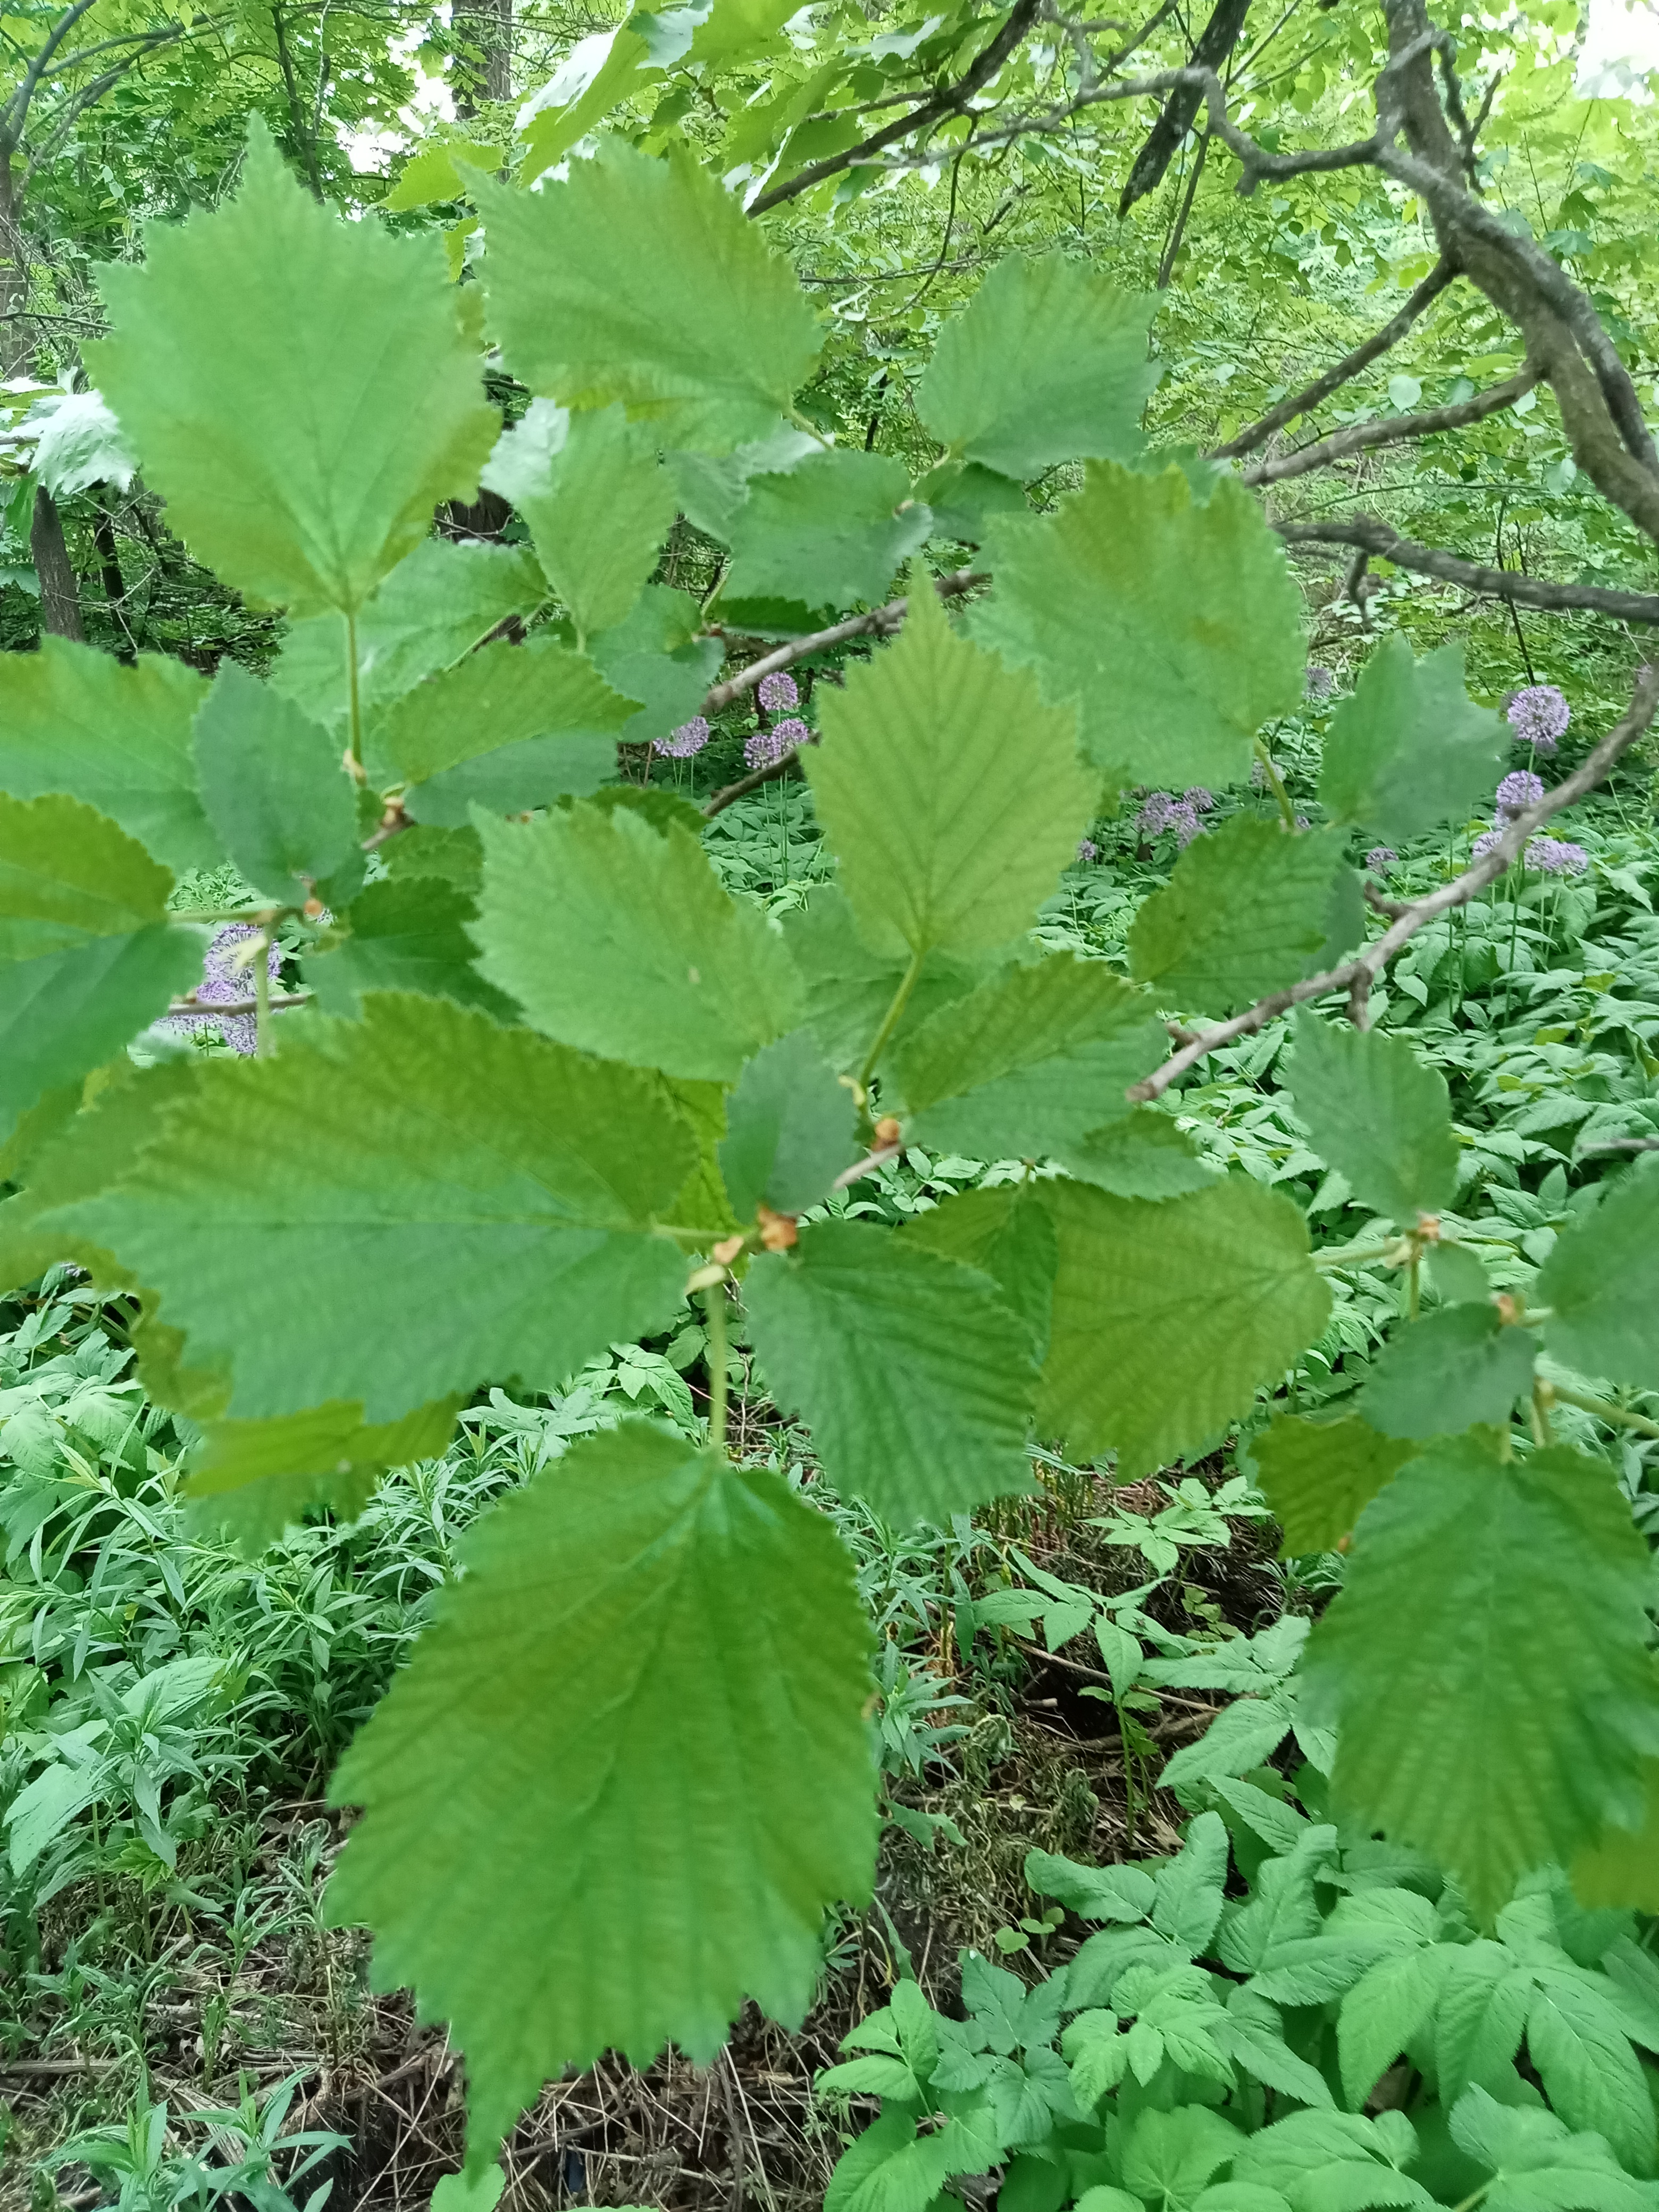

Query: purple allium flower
<box><xmin>743</xmin><ymin>716</ymin><xmax>810</xmax><ymax>772</ymax></box>
<box><xmin>654</xmin><ymin>716</ymin><xmax>709</xmax><ymax>759</ymax></box>
<box><xmin>1526</xmin><ymin>835</ymin><xmax>1589</xmax><ymax>876</ymax></box>
<box><xmin>163</xmin><ymin>923</ymin><xmax>281</xmax><ymax>1058</ymax></box>
<box><xmin>757</xmin><ymin>670</ymin><xmax>799</xmax><ymax>711</ymax></box>
<box><xmin>1183</xmin><ymin>786</ymin><xmax>1216</xmax><ymax>812</ymax></box>
<box><xmin>1170</xmin><ymin>801</ymin><xmax>1203</xmax><ymax>847</ymax></box>
<box><xmin>1364</xmin><ymin>845</ymin><xmax>1397</xmax><ymax>874</ymax></box>
<box><xmin>1496</xmin><ymin>768</ymin><xmax>1546</xmax><ymax>817</ymax></box>
<box><xmin>1305</xmin><ymin>665</ymin><xmax>1336</xmax><ymax>700</ymax></box>
<box><xmin>1137</xmin><ymin>791</ymin><xmax>1175</xmax><ymax>837</ymax></box>
<box><xmin>1472</xmin><ymin>827</ymin><xmax>1508</xmax><ymax>862</ymax></box>
<box><xmin>1076</xmin><ymin>838</ymin><xmax>1100</xmax><ymax>864</ymax></box>
<box><xmin>1507</xmin><ymin>683</ymin><xmax>1570</xmax><ymax>753</ymax></box>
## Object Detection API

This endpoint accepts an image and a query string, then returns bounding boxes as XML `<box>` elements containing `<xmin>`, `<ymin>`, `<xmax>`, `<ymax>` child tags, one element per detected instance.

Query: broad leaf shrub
<box><xmin>818</xmin><ymin>1794</ymin><xmax>1659</xmax><ymax>2212</ymax></box>
<box><xmin>2</xmin><ymin>115</ymin><xmax>1658</xmax><ymax>2166</ymax></box>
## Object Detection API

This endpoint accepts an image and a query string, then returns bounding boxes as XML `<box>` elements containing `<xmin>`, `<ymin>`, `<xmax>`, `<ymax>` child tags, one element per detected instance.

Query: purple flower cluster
<box><xmin>1507</xmin><ymin>684</ymin><xmax>1570</xmax><ymax>754</ymax></box>
<box><xmin>1305</xmin><ymin>665</ymin><xmax>1336</xmax><ymax>701</ymax></box>
<box><xmin>1076</xmin><ymin>838</ymin><xmax>1100</xmax><ymax>864</ymax></box>
<box><xmin>1136</xmin><ymin>790</ymin><xmax>1205</xmax><ymax>847</ymax></box>
<box><xmin>1526</xmin><ymin>836</ymin><xmax>1589</xmax><ymax>876</ymax></box>
<box><xmin>1472</xmin><ymin>827</ymin><xmax>1506</xmax><ymax>862</ymax></box>
<box><xmin>654</xmin><ymin>716</ymin><xmax>710</xmax><ymax>759</ymax></box>
<box><xmin>757</xmin><ymin>670</ymin><xmax>799</xmax><ymax>711</ymax></box>
<box><xmin>743</xmin><ymin>716</ymin><xmax>810</xmax><ymax>771</ymax></box>
<box><xmin>1364</xmin><ymin>846</ymin><xmax>1397</xmax><ymax>874</ymax></box>
<box><xmin>1495</xmin><ymin>769</ymin><xmax>1546</xmax><ymax>818</ymax></box>
<box><xmin>163</xmin><ymin>923</ymin><xmax>281</xmax><ymax>1058</ymax></box>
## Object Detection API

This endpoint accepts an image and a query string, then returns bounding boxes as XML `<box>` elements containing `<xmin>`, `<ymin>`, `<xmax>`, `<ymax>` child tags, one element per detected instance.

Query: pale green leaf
<box><xmin>1338</xmin><ymin>1949</ymin><xmax>1450</xmax><ymax>2111</ymax></box>
<box><xmin>1231</xmin><ymin>2110</ymin><xmax>1435</xmax><ymax>2212</ymax></box>
<box><xmin>383</xmin><ymin>138</ymin><xmax>503</xmax><ymax>212</ymax></box>
<box><xmin>482</xmin><ymin>400</ymin><xmax>676</xmax><ymax>639</ymax></box>
<box><xmin>687</xmin><ymin>0</ymin><xmax>798</xmax><ymax>66</ymax></box>
<box><xmin>1121</xmin><ymin>2106</ymin><xmax>1243</xmax><ymax>2208</ymax></box>
<box><xmin>479</xmin><ymin>139</ymin><xmax>822</xmax><ymax>453</ymax></box>
<box><xmin>1428</xmin><ymin>1241</ymin><xmax>1492</xmax><ymax>1308</ymax></box>
<box><xmin>1526</xmin><ymin>1975</ymin><xmax>1657</xmax><ymax>2174</ymax></box>
<box><xmin>472</xmin><ymin>803</ymin><xmax>802</xmax><ymax>1081</ymax></box>
<box><xmin>272</xmin><ymin>539</ymin><xmax>549</xmax><ymax>737</ymax></box>
<box><xmin>718</xmin><ymin>1028</ymin><xmax>859</xmax><ymax>1220</ymax></box>
<box><xmin>903</xmin><ymin>1185</ymin><xmax>1058</xmax><ymax>1360</ymax></box>
<box><xmin>1573</xmin><ymin>1765</ymin><xmax>1659</xmax><ymax>1912</ymax></box>
<box><xmin>1286</xmin><ymin>1016</ymin><xmax>1460</xmax><ymax>1226</ymax></box>
<box><xmin>1436</xmin><ymin>1943</ymin><xmax>1530</xmax><ymax>2107</ymax></box>
<box><xmin>917</xmin><ymin>255</ymin><xmax>1158</xmax><ymax>479</ymax></box>
<box><xmin>1128</xmin><ymin>819</ymin><xmax>1350</xmax><ymax>1016</ymax></box>
<box><xmin>777</xmin><ymin>888</ymin><xmax>994</xmax><ymax>1076</ymax></box>
<box><xmin>1539</xmin><ymin>1158</ymin><xmax>1659</xmax><ymax>1393</ymax></box>
<box><xmin>193</xmin><ymin>661</ymin><xmax>360</xmax><ymax>903</ymax></box>
<box><xmin>380</xmin><ymin>825</ymin><xmax>484</xmax><ymax>895</ymax></box>
<box><xmin>517</xmin><ymin>27</ymin><xmax>655</xmax><ymax>187</ymax></box>
<box><xmin>186</xmin><ymin>1396</ymin><xmax>463</xmax><ymax>1550</ymax></box>
<box><xmin>0</xmin><ymin>794</ymin><xmax>206</xmax><ymax>1142</ymax></box>
<box><xmin>724</xmin><ymin>449</ymin><xmax>931</xmax><ymax>611</ymax></box>
<box><xmin>54</xmin><ymin>993</ymin><xmax>696</xmax><ymax>1422</ymax></box>
<box><xmin>1448</xmin><ymin>2085</ymin><xmax>1655</xmax><ymax>2212</ymax></box>
<box><xmin>1305</xmin><ymin>1439</ymin><xmax>1659</xmax><ymax>1922</ymax></box>
<box><xmin>372</xmin><ymin>636</ymin><xmax>632</xmax><ymax>824</ymax></box>
<box><xmin>589</xmin><ymin>583</ymin><xmax>725</xmax><ymax>749</ymax></box>
<box><xmin>1037</xmin><ymin>1177</ymin><xmax>1331</xmax><ymax>1476</ymax></box>
<box><xmin>0</xmin><ymin>635</ymin><xmax>216</xmax><ymax>874</ymax></box>
<box><xmin>31</xmin><ymin>389</ymin><xmax>137</xmax><ymax>499</ymax></box>
<box><xmin>667</xmin><ymin>422</ymin><xmax>820</xmax><ymax>541</ymax></box>
<box><xmin>1055</xmin><ymin>1109</ymin><xmax>1221</xmax><ymax>1199</ymax></box>
<box><xmin>1359</xmin><ymin>1305</ymin><xmax>1537</xmax><ymax>1440</ymax></box>
<box><xmin>915</xmin><ymin>459</ymin><xmax>1029</xmax><ymax>546</ymax></box>
<box><xmin>1252</xmin><ymin>1413</ymin><xmax>1415</xmax><ymax>1556</ymax></box>
<box><xmin>809</xmin><ymin>583</ymin><xmax>1094</xmax><ymax>959</ymax></box>
<box><xmin>329</xmin><ymin>1419</ymin><xmax>874</xmax><ymax>2151</ymax></box>
<box><xmin>893</xmin><ymin>953</ymin><xmax>1166</xmax><ymax>1159</ymax></box>
<box><xmin>1161</xmin><ymin>1692</ymin><xmax>1296</xmax><ymax>1791</ymax></box>
<box><xmin>972</xmin><ymin>463</ymin><xmax>1305</xmax><ymax>787</ymax></box>
<box><xmin>304</xmin><ymin>879</ymin><xmax>517</xmax><ymax>1020</ymax></box>
<box><xmin>745</xmin><ymin>1217</ymin><xmax>1037</xmax><ymax>1524</ymax></box>
<box><xmin>1318</xmin><ymin>638</ymin><xmax>1506</xmax><ymax>844</ymax></box>
<box><xmin>90</xmin><ymin>120</ymin><xmax>497</xmax><ymax>614</ymax></box>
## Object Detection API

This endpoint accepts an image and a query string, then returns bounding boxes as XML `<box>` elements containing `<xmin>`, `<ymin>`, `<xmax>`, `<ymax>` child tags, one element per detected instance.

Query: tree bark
<box><xmin>453</xmin><ymin>0</ymin><xmax>512</xmax><ymax>113</ymax></box>
<box><xmin>31</xmin><ymin>485</ymin><xmax>83</xmax><ymax>641</ymax></box>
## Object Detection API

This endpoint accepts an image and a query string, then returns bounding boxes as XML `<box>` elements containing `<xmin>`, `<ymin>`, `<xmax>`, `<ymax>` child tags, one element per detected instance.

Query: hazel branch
<box><xmin>1238</xmin><ymin>366</ymin><xmax>1540</xmax><ymax>489</ymax></box>
<box><xmin>1126</xmin><ymin>665</ymin><xmax>1659</xmax><ymax>1104</ymax></box>
<box><xmin>1276</xmin><ymin>515</ymin><xmax>1659</xmax><ymax>625</ymax></box>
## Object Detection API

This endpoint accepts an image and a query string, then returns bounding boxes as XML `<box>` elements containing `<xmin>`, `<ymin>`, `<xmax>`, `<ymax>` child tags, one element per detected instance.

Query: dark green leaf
<box><xmin>1318</xmin><ymin>639</ymin><xmax>1506</xmax><ymax>844</ymax></box>
<box><xmin>1286</xmin><ymin>1015</ymin><xmax>1460</xmax><ymax>1227</ymax></box>
<box><xmin>193</xmin><ymin>660</ymin><xmax>360</xmax><ymax>904</ymax></box>
<box><xmin>719</xmin><ymin>1029</ymin><xmax>860</xmax><ymax>1220</ymax></box>
<box><xmin>724</xmin><ymin>449</ymin><xmax>931</xmax><ymax>611</ymax></box>
<box><xmin>1359</xmin><ymin>1306</ymin><xmax>1536</xmax><ymax>1440</ymax></box>
<box><xmin>1129</xmin><ymin>819</ymin><xmax>1350</xmax><ymax>1016</ymax></box>
<box><xmin>1252</xmin><ymin>1413</ymin><xmax>1415</xmax><ymax>1555</ymax></box>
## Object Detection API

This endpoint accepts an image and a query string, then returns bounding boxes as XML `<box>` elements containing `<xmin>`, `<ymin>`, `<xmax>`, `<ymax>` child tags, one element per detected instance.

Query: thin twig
<box><xmin>1275</xmin><ymin>515</ymin><xmax>1659</xmax><ymax>624</ymax></box>
<box><xmin>1239</xmin><ymin>366</ymin><xmax>1540</xmax><ymax>488</ymax></box>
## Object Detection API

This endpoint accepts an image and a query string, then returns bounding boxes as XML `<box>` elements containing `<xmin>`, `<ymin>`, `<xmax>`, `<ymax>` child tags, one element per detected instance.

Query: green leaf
<box><xmin>1231</xmin><ymin>2110</ymin><xmax>1434</xmax><ymax>2212</ymax></box>
<box><xmin>0</xmin><ymin>795</ymin><xmax>206</xmax><ymax>1143</ymax></box>
<box><xmin>1162</xmin><ymin>1691</ymin><xmax>1296</xmax><ymax>1791</ymax></box>
<box><xmin>55</xmin><ymin>994</ymin><xmax>696</xmax><ymax>1422</ymax></box>
<box><xmin>914</xmin><ymin>459</ymin><xmax>1028</xmax><ymax>546</ymax></box>
<box><xmin>1121</xmin><ymin>2106</ymin><xmax>1243</xmax><ymax>2208</ymax></box>
<box><xmin>723</xmin><ymin>449</ymin><xmax>931</xmax><ymax>611</ymax></box>
<box><xmin>478</xmin><ymin>139</ymin><xmax>822</xmax><ymax>454</ymax></box>
<box><xmin>328</xmin><ymin>1419</ymin><xmax>875</xmax><ymax>2154</ymax></box>
<box><xmin>1317</xmin><ymin>639</ymin><xmax>1506</xmax><ymax>844</ymax></box>
<box><xmin>430</xmin><ymin>2163</ymin><xmax>508</xmax><ymax>2212</ymax></box>
<box><xmin>272</xmin><ymin>540</ymin><xmax>549</xmax><ymax>737</ymax></box>
<box><xmin>380</xmin><ymin>825</ymin><xmax>485</xmax><ymax>895</ymax></box>
<box><xmin>1573</xmin><ymin>1766</ymin><xmax>1659</xmax><ymax>1912</ymax></box>
<box><xmin>373</xmin><ymin>636</ymin><xmax>632</xmax><ymax>825</ymax></box>
<box><xmin>903</xmin><ymin>1185</ymin><xmax>1058</xmax><ymax>1361</ymax></box>
<box><xmin>778</xmin><ymin>889</ymin><xmax>994</xmax><ymax>1076</ymax></box>
<box><xmin>1252</xmin><ymin>1413</ymin><xmax>1415</xmax><ymax>1556</ymax></box>
<box><xmin>972</xmin><ymin>463</ymin><xmax>1305</xmax><ymax>788</ymax></box>
<box><xmin>1153</xmin><ymin>1809</ymin><xmax>1230</xmax><ymax>1948</ymax></box>
<box><xmin>472</xmin><ymin>803</ymin><xmax>802</xmax><ymax>1082</ymax></box>
<box><xmin>1338</xmin><ymin>1948</ymin><xmax>1451</xmax><ymax>2111</ymax></box>
<box><xmin>0</xmin><ymin>635</ymin><xmax>217</xmax><ymax>874</ymax></box>
<box><xmin>588</xmin><ymin>584</ymin><xmax>725</xmax><ymax>750</ymax></box>
<box><xmin>1448</xmin><ymin>2085</ymin><xmax>1655</xmax><ymax>2212</ymax></box>
<box><xmin>718</xmin><ymin>1029</ymin><xmax>860</xmax><ymax>1220</ymax></box>
<box><xmin>1539</xmin><ymin>1157</ymin><xmax>1659</xmax><ymax>1392</ymax></box>
<box><xmin>481</xmin><ymin>400</ymin><xmax>676</xmax><ymax>640</ymax></box>
<box><xmin>1304</xmin><ymin>1439</ymin><xmax>1659</xmax><ymax>1922</ymax></box>
<box><xmin>917</xmin><ymin>255</ymin><xmax>1158</xmax><ymax>480</ymax></box>
<box><xmin>667</xmin><ymin>422</ymin><xmax>820</xmax><ymax>540</ymax></box>
<box><xmin>90</xmin><ymin>119</ymin><xmax>497</xmax><ymax>615</ymax></box>
<box><xmin>517</xmin><ymin>26</ymin><xmax>655</xmax><ymax>187</ymax></box>
<box><xmin>1027</xmin><ymin>1850</ymin><xmax>1157</xmax><ymax>1922</ymax></box>
<box><xmin>1054</xmin><ymin>1109</ymin><xmax>1221</xmax><ymax>1199</ymax></box>
<box><xmin>1285</xmin><ymin>1016</ymin><xmax>1460</xmax><ymax>1226</ymax></box>
<box><xmin>1037</xmin><ymin>1177</ymin><xmax>1330</xmax><ymax>1476</ymax></box>
<box><xmin>893</xmin><ymin>953</ymin><xmax>1166</xmax><ymax>1160</ymax></box>
<box><xmin>383</xmin><ymin>138</ymin><xmax>504</xmax><ymax>212</ymax></box>
<box><xmin>1359</xmin><ymin>1306</ymin><xmax>1537</xmax><ymax>1440</ymax></box>
<box><xmin>186</xmin><ymin>1397</ymin><xmax>463</xmax><ymax>1551</ymax></box>
<box><xmin>1128</xmin><ymin>819</ymin><xmax>1350</xmax><ymax>1016</ymax></box>
<box><xmin>745</xmin><ymin>1217</ymin><xmax>1038</xmax><ymax>1524</ymax></box>
<box><xmin>1427</xmin><ymin>1241</ymin><xmax>1492</xmax><ymax>1308</ymax></box>
<box><xmin>304</xmin><ymin>878</ymin><xmax>517</xmax><ymax>1020</ymax></box>
<box><xmin>1436</xmin><ymin>1943</ymin><xmax>1531</xmax><ymax>2108</ymax></box>
<box><xmin>193</xmin><ymin>661</ymin><xmax>361</xmax><ymax>904</ymax></box>
<box><xmin>809</xmin><ymin>583</ymin><xmax>1094</xmax><ymax>960</ymax></box>
<box><xmin>1525</xmin><ymin>1975</ymin><xmax>1657</xmax><ymax>2174</ymax></box>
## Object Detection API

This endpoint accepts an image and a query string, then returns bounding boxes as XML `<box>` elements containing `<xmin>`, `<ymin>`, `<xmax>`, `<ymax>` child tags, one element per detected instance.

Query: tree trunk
<box><xmin>453</xmin><ymin>0</ymin><xmax>512</xmax><ymax>114</ymax></box>
<box><xmin>93</xmin><ymin>506</ymin><xmax>135</xmax><ymax>659</ymax></box>
<box><xmin>0</xmin><ymin>147</ymin><xmax>27</xmax><ymax>380</ymax></box>
<box><xmin>31</xmin><ymin>485</ymin><xmax>83</xmax><ymax>641</ymax></box>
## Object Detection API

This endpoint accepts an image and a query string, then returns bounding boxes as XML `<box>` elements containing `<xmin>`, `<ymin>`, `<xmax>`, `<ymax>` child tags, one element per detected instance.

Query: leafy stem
<box><xmin>1252</xmin><ymin>736</ymin><xmax>1297</xmax><ymax>832</ymax></box>
<box><xmin>703</xmin><ymin>1281</ymin><xmax>729</xmax><ymax>1451</ymax></box>
<box><xmin>857</xmin><ymin>946</ymin><xmax>926</xmax><ymax>1104</ymax></box>
<box><xmin>1547</xmin><ymin>1381</ymin><xmax>1659</xmax><ymax>1440</ymax></box>
<box><xmin>344</xmin><ymin>608</ymin><xmax>363</xmax><ymax>774</ymax></box>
